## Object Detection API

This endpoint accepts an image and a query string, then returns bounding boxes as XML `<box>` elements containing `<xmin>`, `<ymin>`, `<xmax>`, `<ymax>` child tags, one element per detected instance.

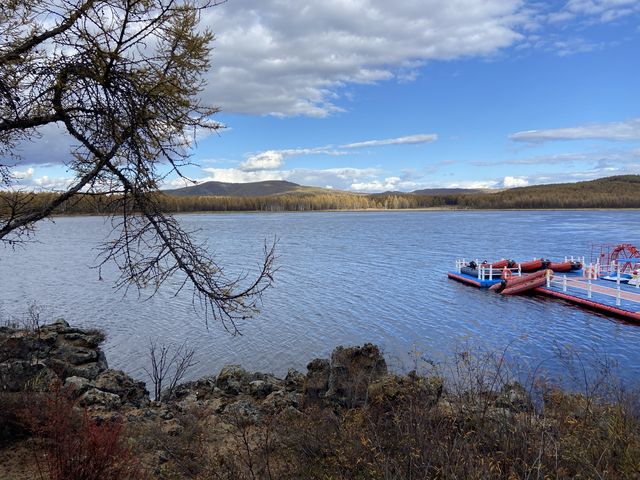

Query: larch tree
<box><xmin>0</xmin><ymin>0</ymin><xmax>275</xmax><ymax>333</ymax></box>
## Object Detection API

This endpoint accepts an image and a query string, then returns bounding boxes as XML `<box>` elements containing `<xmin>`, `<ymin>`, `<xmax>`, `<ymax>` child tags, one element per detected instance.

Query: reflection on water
<box><xmin>1</xmin><ymin>211</ymin><xmax>639</xmax><ymax>384</ymax></box>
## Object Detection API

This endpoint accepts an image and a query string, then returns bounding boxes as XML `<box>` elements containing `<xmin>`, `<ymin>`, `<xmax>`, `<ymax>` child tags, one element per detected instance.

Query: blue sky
<box><xmin>9</xmin><ymin>0</ymin><xmax>640</xmax><ymax>192</ymax></box>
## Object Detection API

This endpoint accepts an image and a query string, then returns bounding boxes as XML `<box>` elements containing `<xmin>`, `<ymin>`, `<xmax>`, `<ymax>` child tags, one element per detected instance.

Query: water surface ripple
<box><xmin>1</xmin><ymin>211</ymin><xmax>639</xmax><ymax>383</ymax></box>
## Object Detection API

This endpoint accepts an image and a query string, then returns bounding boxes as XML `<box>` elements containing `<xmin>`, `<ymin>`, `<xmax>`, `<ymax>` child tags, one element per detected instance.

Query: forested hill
<box><xmin>3</xmin><ymin>175</ymin><xmax>639</xmax><ymax>215</ymax></box>
<box><xmin>163</xmin><ymin>181</ymin><xmax>488</xmax><ymax>198</ymax></box>
<box><xmin>164</xmin><ymin>180</ymin><xmax>310</xmax><ymax>197</ymax></box>
<box><xmin>453</xmin><ymin>175</ymin><xmax>640</xmax><ymax>209</ymax></box>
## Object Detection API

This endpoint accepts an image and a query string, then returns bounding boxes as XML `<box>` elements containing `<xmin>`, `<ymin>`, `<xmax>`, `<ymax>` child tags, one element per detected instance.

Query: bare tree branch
<box><xmin>144</xmin><ymin>338</ymin><xmax>198</xmax><ymax>401</ymax></box>
<box><xmin>0</xmin><ymin>0</ymin><xmax>276</xmax><ymax>328</ymax></box>
<box><xmin>0</xmin><ymin>0</ymin><xmax>98</xmax><ymax>66</ymax></box>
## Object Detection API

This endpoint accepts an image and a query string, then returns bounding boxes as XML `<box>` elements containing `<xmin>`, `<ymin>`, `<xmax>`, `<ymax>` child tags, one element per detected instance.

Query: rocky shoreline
<box><xmin>1</xmin><ymin>319</ymin><xmax>429</xmax><ymax>414</ymax></box>
<box><xmin>1</xmin><ymin>319</ymin><xmax>451</xmax><ymax>477</ymax></box>
<box><xmin>2</xmin><ymin>320</ymin><xmax>636</xmax><ymax>479</ymax></box>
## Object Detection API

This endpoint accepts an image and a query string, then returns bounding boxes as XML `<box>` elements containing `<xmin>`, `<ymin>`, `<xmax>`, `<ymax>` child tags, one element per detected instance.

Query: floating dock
<box><xmin>447</xmin><ymin>259</ymin><xmax>515</xmax><ymax>288</ymax></box>
<box><xmin>535</xmin><ymin>276</ymin><xmax>640</xmax><ymax>323</ymax></box>
<box><xmin>448</xmin><ymin>249</ymin><xmax>640</xmax><ymax>325</ymax></box>
<box><xmin>447</xmin><ymin>271</ymin><xmax>502</xmax><ymax>288</ymax></box>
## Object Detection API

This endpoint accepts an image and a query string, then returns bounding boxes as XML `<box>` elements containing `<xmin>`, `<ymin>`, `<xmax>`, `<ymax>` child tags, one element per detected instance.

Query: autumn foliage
<box><xmin>22</xmin><ymin>389</ymin><xmax>143</xmax><ymax>480</ymax></box>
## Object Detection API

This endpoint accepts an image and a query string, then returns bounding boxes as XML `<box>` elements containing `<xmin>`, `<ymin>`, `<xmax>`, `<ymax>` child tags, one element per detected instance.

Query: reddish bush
<box><xmin>23</xmin><ymin>389</ymin><xmax>144</xmax><ymax>480</ymax></box>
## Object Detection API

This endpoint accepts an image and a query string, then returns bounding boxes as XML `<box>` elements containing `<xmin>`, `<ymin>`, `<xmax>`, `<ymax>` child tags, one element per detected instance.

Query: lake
<box><xmin>1</xmin><ymin>210</ymin><xmax>639</xmax><ymax>385</ymax></box>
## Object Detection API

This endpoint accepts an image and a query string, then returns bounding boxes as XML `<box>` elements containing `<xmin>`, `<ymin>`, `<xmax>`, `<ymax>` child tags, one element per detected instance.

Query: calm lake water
<box><xmin>1</xmin><ymin>211</ymin><xmax>639</xmax><ymax>385</ymax></box>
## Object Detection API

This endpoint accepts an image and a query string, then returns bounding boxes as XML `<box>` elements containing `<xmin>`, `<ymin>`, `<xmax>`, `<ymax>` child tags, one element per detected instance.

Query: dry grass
<box><xmin>127</xmin><ymin>347</ymin><xmax>640</xmax><ymax>479</ymax></box>
<box><xmin>2</xmin><ymin>342</ymin><xmax>639</xmax><ymax>479</ymax></box>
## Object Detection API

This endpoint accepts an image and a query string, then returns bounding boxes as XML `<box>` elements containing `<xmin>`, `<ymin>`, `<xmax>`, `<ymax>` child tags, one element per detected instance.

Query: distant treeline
<box><xmin>2</xmin><ymin>175</ymin><xmax>639</xmax><ymax>215</ymax></box>
<box><xmin>455</xmin><ymin>175</ymin><xmax>640</xmax><ymax>209</ymax></box>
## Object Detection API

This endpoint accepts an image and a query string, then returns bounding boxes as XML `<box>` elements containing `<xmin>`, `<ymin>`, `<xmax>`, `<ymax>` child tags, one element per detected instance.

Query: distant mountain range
<box><xmin>12</xmin><ymin>175</ymin><xmax>639</xmax><ymax>216</ymax></box>
<box><xmin>164</xmin><ymin>180</ymin><xmax>308</xmax><ymax>197</ymax></box>
<box><xmin>164</xmin><ymin>180</ymin><xmax>488</xmax><ymax>197</ymax></box>
<box><xmin>410</xmin><ymin>187</ymin><xmax>487</xmax><ymax>195</ymax></box>
<box><xmin>158</xmin><ymin>175</ymin><xmax>640</xmax><ymax>209</ymax></box>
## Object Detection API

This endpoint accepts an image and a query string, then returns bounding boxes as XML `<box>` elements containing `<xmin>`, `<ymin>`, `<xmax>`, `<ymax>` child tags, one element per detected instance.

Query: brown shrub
<box><xmin>174</xmin><ymin>352</ymin><xmax>640</xmax><ymax>480</ymax></box>
<box><xmin>21</xmin><ymin>388</ymin><xmax>145</xmax><ymax>480</ymax></box>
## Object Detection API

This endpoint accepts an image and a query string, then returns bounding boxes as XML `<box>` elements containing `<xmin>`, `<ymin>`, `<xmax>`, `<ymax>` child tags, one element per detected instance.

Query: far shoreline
<box><xmin>48</xmin><ymin>206</ymin><xmax>640</xmax><ymax>219</ymax></box>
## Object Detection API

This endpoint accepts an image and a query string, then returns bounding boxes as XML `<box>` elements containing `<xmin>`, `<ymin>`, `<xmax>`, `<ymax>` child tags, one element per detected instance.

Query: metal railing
<box><xmin>455</xmin><ymin>259</ymin><xmax>521</xmax><ymax>281</ymax></box>
<box><xmin>546</xmin><ymin>270</ymin><xmax>630</xmax><ymax>306</ymax></box>
<box><xmin>594</xmin><ymin>259</ymin><xmax>640</xmax><ymax>277</ymax></box>
<box><xmin>582</xmin><ymin>261</ymin><xmax>640</xmax><ymax>289</ymax></box>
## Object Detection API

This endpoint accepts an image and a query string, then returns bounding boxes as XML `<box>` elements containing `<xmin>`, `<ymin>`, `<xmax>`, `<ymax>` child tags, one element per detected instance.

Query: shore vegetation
<box><xmin>3</xmin><ymin>175</ymin><xmax>638</xmax><ymax>215</ymax></box>
<box><xmin>2</xmin><ymin>320</ymin><xmax>639</xmax><ymax>479</ymax></box>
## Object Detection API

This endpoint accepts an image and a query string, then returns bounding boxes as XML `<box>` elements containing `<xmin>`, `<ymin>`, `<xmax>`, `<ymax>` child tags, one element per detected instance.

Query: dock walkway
<box><xmin>535</xmin><ymin>276</ymin><xmax>640</xmax><ymax>322</ymax></box>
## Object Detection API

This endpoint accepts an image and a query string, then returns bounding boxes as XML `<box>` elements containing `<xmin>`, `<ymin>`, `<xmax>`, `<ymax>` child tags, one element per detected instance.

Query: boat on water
<box><xmin>547</xmin><ymin>260</ymin><xmax>582</xmax><ymax>272</ymax></box>
<box><xmin>602</xmin><ymin>273</ymin><xmax>634</xmax><ymax>283</ymax></box>
<box><xmin>489</xmin><ymin>269</ymin><xmax>551</xmax><ymax>295</ymax></box>
<box><xmin>501</xmin><ymin>270</ymin><xmax>551</xmax><ymax>296</ymax></box>
<box><xmin>460</xmin><ymin>267</ymin><xmax>503</xmax><ymax>279</ymax></box>
<box><xmin>519</xmin><ymin>259</ymin><xmax>548</xmax><ymax>272</ymax></box>
<box><xmin>459</xmin><ymin>260</ymin><xmax>512</xmax><ymax>280</ymax></box>
<box><xmin>481</xmin><ymin>259</ymin><xmax>516</xmax><ymax>270</ymax></box>
<box><xmin>455</xmin><ymin>256</ymin><xmax>582</xmax><ymax>282</ymax></box>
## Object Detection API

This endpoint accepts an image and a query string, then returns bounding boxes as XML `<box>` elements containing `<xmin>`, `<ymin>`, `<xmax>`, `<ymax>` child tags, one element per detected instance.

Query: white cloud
<box><xmin>236</xmin><ymin>133</ymin><xmax>438</xmax><ymax>172</ymax></box>
<box><xmin>510</xmin><ymin>118</ymin><xmax>640</xmax><ymax>143</ymax></box>
<box><xmin>198</xmin><ymin>1</ymin><xmax>636</xmax><ymax>116</ymax></box>
<box><xmin>202</xmin><ymin>0</ymin><xmax>527</xmax><ymax>116</ymax></box>
<box><xmin>351</xmin><ymin>176</ymin><xmax>410</xmax><ymax>192</ymax></box>
<box><xmin>8</xmin><ymin>173</ymin><xmax>74</xmax><ymax>191</ymax></box>
<box><xmin>552</xmin><ymin>38</ymin><xmax>604</xmax><ymax>56</ymax></box>
<box><xmin>444</xmin><ymin>180</ymin><xmax>499</xmax><ymax>189</ymax></box>
<box><xmin>199</xmin><ymin>168</ymin><xmax>287</xmax><ymax>183</ymax></box>
<box><xmin>240</xmin><ymin>151</ymin><xmax>285</xmax><ymax>171</ymax></box>
<box><xmin>238</xmin><ymin>146</ymin><xmax>349</xmax><ymax>172</ymax></box>
<box><xmin>31</xmin><ymin>175</ymin><xmax>74</xmax><ymax>190</ymax></box>
<box><xmin>4</xmin><ymin>166</ymin><xmax>75</xmax><ymax>191</ymax></box>
<box><xmin>343</xmin><ymin>134</ymin><xmax>438</xmax><ymax>149</ymax></box>
<box><xmin>548</xmin><ymin>11</ymin><xmax>577</xmax><ymax>23</ymax></box>
<box><xmin>554</xmin><ymin>0</ymin><xmax>640</xmax><ymax>23</ymax></box>
<box><xmin>502</xmin><ymin>176</ymin><xmax>529</xmax><ymax>188</ymax></box>
<box><xmin>11</xmin><ymin>167</ymin><xmax>35</xmax><ymax>180</ymax></box>
<box><xmin>474</xmin><ymin>148</ymin><xmax>640</xmax><ymax>167</ymax></box>
<box><xmin>197</xmin><ymin>166</ymin><xmax>384</xmax><ymax>191</ymax></box>
<box><xmin>188</xmin><ymin>167</ymin><xmax>426</xmax><ymax>192</ymax></box>
<box><xmin>473</xmin><ymin>152</ymin><xmax>591</xmax><ymax>167</ymax></box>
<box><xmin>514</xmin><ymin>162</ymin><xmax>640</xmax><ymax>186</ymax></box>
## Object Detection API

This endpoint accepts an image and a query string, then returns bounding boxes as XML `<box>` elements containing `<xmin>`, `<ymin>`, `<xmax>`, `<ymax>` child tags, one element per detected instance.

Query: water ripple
<box><xmin>1</xmin><ymin>211</ymin><xmax>639</xmax><ymax>383</ymax></box>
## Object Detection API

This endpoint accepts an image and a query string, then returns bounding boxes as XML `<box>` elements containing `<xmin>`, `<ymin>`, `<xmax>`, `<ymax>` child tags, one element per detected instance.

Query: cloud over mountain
<box><xmin>510</xmin><ymin>118</ymin><xmax>640</xmax><ymax>143</ymax></box>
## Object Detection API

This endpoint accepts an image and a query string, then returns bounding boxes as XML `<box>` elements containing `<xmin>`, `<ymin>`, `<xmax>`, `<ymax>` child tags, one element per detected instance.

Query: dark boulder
<box><xmin>79</xmin><ymin>388</ymin><xmax>122</xmax><ymax>409</ymax></box>
<box><xmin>224</xmin><ymin>399</ymin><xmax>261</xmax><ymax>424</ymax></box>
<box><xmin>249</xmin><ymin>380</ymin><xmax>275</xmax><ymax>399</ymax></box>
<box><xmin>169</xmin><ymin>376</ymin><xmax>217</xmax><ymax>401</ymax></box>
<box><xmin>495</xmin><ymin>382</ymin><xmax>533</xmax><ymax>413</ymax></box>
<box><xmin>303</xmin><ymin>358</ymin><xmax>330</xmax><ymax>403</ymax></box>
<box><xmin>285</xmin><ymin>368</ymin><xmax>305</xmax><ymax>392</ymax></box>
<box><xmin>63</xmin><ymin>376</ymin><xmax>93</xmax><ymax>397</ymax></box>
<box><xmin>216</xmin><ymin>364</ymin><xmax>250</xmax><ymax>395</ymax></box>
<box><xmin>0</xmin><ymin>321</ymin><xmax>146</xmax><ymax>411</ymax></box>
<box><xmin>94</xmin><ymin>369</ymin><xmax>150</xmax><ymax>407</ymax></box>
<box><xmin>326</xmin><ymin>343</ymin><xmax>387</xmax><ymax>407</ymax></box>
<box><xmin>368</xmin><ymin>372</ymin><xmax>443</xmax><ymax>408</ymax></box>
